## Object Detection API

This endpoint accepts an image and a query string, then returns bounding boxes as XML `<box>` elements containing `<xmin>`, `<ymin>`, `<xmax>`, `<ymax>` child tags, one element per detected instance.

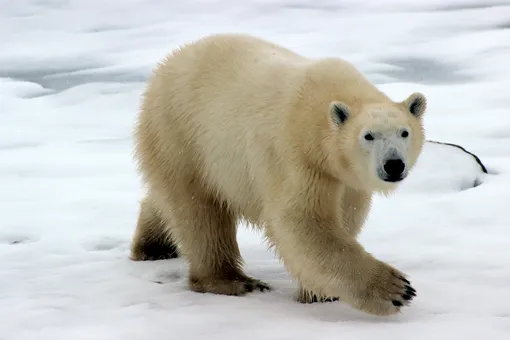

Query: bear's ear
<box><xmin>329</xmin><ymin>101</ymin><xmax>350</xmax><ymax>126</ymax></box>
<box><xmin>404</xmin><ymin>92</ymin><xmax>427</xmax><ymax>118</ymax></box>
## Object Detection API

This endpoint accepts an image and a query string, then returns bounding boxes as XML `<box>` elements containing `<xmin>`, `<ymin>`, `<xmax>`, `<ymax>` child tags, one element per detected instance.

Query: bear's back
<box><xmin>137</xmin><ymin>34</ymin><xmax>314</xmax><ymax>219</ymax></box>
<box><xmin>145</xmin><ymin>34</ymin><xmax>312</xmax><ymax>136</ymax></box>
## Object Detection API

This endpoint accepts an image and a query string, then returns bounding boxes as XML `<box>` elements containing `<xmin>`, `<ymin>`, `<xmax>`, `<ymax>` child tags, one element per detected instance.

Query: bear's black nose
<box><xmin>383</xmin><ymin>159</ymin><xmax>405</xmax><ymax>180</ymax></box>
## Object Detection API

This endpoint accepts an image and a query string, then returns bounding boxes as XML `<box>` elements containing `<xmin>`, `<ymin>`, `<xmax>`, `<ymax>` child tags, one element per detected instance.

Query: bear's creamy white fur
<box><xmin>130</xmin><ymin>33</ymin><xmax>426</xmax><ymax>316</ymax></box>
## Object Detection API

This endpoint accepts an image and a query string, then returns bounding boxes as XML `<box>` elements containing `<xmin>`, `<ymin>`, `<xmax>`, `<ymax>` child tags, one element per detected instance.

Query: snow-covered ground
<box><xmin>1</xmin><ymin>1</ymin><xmax>510</xmax><ymax>339</ymax></box>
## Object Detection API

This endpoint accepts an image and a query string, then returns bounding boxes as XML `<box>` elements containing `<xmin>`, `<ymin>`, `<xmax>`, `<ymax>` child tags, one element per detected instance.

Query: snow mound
<box><xmin>397</xmin><ymin>140</ymin><xmax>489</xmax><ymax>194</ymax></box>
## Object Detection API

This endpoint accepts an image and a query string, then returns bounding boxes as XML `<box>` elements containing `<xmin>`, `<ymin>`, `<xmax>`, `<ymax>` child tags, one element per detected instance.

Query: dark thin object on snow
<box><xmin>426</xmin><ymin>140</ymin><xmax>488</xmax><ymax>174</ymax></box>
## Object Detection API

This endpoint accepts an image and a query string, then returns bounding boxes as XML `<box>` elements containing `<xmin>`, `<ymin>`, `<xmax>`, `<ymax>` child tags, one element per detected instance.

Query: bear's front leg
<box><xmin>295</xmin><ymin>188</ymin><xmax>374</xmax><ymax>304</ymax></box>
<box><xmin>266</xmin><ymin>207</ymin><xmax>416</xmax><ymax>316</ymax></box>
<box><xmin>295</xmin><ymin>285</ymin><xmax>339</xmax><ymax>304</ymax></box>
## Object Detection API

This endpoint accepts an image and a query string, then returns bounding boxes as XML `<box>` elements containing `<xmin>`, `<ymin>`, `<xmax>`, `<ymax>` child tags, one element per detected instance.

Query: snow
<box><xmin>1</xmin><ymin>0</ymin><xmax>510</xmax><ymax>339</ymax></box>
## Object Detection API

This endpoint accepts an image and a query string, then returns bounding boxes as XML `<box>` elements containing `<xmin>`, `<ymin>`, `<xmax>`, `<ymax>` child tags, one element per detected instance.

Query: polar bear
<box><xmin>130</xmin><ymin>33</ymin><xmax>426</xmax><ymax>316</ymax></box>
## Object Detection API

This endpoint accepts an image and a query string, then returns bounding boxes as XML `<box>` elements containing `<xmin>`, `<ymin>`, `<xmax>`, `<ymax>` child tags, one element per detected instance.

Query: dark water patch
<box><xmin>0</xmin><ymin>142</ymin><xmax>41</xmax><ymax>151</ymax></box>
<box><xmin>378</xmin><ymin>57</ymin><xmax>474</xmax><ymax>85</ymax></box>
<box><xmin>432</xmin><ymin>2</ymin><xmax>508</xmax><ymax>12</ymax></box>
<box><xmin>1</xmin><ymin>65</ymin><xmax>148</xmax><ymax>94</ymax></box>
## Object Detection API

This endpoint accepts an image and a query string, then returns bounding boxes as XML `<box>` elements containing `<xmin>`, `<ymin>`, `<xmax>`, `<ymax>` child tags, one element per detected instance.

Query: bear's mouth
<box><xmin>382</xmin><ymin>176</ymin><xmax>404</xmax><ymax>183</ymax></box>
<box><xmin>377</xmin><ymin>168</ymin><xmax>407</xmax><ymax>183</ymax></box>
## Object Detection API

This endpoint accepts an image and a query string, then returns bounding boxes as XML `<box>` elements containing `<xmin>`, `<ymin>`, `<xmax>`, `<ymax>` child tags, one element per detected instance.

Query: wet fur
<box><xmin>130</xmin><ymin>33</ymin><xmax>425</xmax><ymax>316</ymax></box>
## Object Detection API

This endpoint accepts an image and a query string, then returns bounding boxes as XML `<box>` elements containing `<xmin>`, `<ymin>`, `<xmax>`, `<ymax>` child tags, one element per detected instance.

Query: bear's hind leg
<box><xmin>130</xmin><ymin>195</ymin><xmax>179</xmax><ymax>261</ymax></box>
<box><xmin>167</xmin><ymin>192</ymin><xmax>271</xmax><ymax>296</ymax></box>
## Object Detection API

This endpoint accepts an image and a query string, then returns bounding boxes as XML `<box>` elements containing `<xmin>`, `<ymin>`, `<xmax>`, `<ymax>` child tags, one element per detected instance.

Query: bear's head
<box><xmin>326</xmin><ymin>93</ymin><xmax>427</xmax><ymax>194</ymax></box>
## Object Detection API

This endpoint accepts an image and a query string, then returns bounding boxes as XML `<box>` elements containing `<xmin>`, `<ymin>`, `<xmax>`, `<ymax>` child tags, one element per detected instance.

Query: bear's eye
<box><xmin>401</xmin><ymin>130</ymin><xmax>409</xmax><ymax>138</ymax></box>
<box><xmin>364</xmin><ymin>133</ymin><xmax>375</xmax><ymax>141</ymax></box>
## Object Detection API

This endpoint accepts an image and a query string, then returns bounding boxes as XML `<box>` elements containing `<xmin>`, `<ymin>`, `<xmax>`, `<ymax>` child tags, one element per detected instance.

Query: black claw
<box><xmin>332</xmin><ymin>297</ymin><xmax>339</xmax><ymax>301</ymax></box>
<box><xmin>402</xmin><ymin>294</ymin><xmax>412</xmax><ymax>300</ymax></box>
<box><xmin>405</xmin><ymin>285</ymin><xmax>416</xmax><ymax>293</ymax></box>
<box><xmin>405</xmin><ymin>288</ymin><xmax>417</xmax><ymax>296</ymax></box>
<box><xmin>250</xmin><ymin>281</ymin><xmax>269</xmax><ymax>292</ymax></box>
<box><xmin>392</xmin><ymin>300</ymin><xmax>403</xmax><ymax>307</ymax></box>
<box><xmin>312</xmin><ymin>294</ymin><xmax>318</xmax><ymax>303</ymax></box>
<box><xmin>259</xmin><ymin>284</ymin><xmax>269</xmax><ymax>292</ymax></box>
<box><xmin>400</xmin><ymin>277</ymin><xmax>411</xmax><ymax>285</ymax></box>
<box><xmin>325</xmin><ymin>297</ymin><xmax>332</xmax><ymax>302</ymax></box>
<box><xmin>244</xmin><ymin>283</ymin><xmax>254</xmax><ymax>293</ymax></box>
